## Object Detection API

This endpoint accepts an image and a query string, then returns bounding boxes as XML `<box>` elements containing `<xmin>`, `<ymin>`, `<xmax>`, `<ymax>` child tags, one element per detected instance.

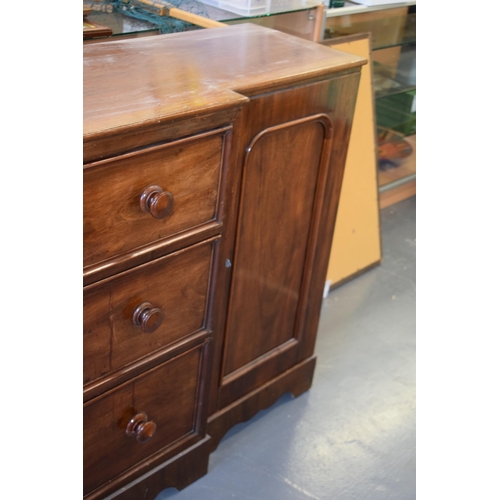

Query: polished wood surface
<box><xmin>84</xmin><ymin>129</ymin><xmax>227</xmax><ymax>268</ymax></box>
<box><xmin>132</xmin><ymin>302</ymin><xmax>165</xmax><ymax>334</ymax></box>
<box><xmin>126</xmin><ymin>412</ymin><xmax>157</xmax><ymax>443</ymax></box>
<box><xmin>84</xmin><ymin>108</ymin><xmax>240</xmax><ymax>164</ymax></box>
<box><xmin>102</xmin><ymin>436</ymin><xmax>212</xmax><ymax>500</ymax></box>
<box><xmin>208</xmin><ymin>356</ymin><xmax>316</xmax><ymax>453</ymax></box>
<box><xmin>139</xmin><ymin>185</ymin><xmax>175</xmax><ymax>220</ymax></box>
<box><xmin>217</xmin><ymin>73</ymin><xmax>360</xmax><ymax>409</ymax></box>
<box><xmin>84</xmin><ymin>24</ymin><xmax>365</xmax><ymax>500</ymax></box>
<box><xmin>83</xmin><ymin>24</ymin><xmax>364</xmax><ymax>144</ymax></box>
<box><xmin>83</xmin><ymin>239</ymin><xmax>216</xmax><ymax>386</ymax></box>
<box><xmin>222</xmin><ymin>116</ymin><xmax>326</xmax><ymax>376</ymax></box>
<box><xmin>83</xmin><ymin>345</ymin><xmax>205</xmax><ymax>496</ymax></box>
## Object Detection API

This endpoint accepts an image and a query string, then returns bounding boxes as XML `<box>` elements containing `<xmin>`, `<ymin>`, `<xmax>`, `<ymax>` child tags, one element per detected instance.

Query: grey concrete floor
<box><xmin>156</xmin><ymin>196</ymin><xmax>416</xmax><ymax>500</ymax></box>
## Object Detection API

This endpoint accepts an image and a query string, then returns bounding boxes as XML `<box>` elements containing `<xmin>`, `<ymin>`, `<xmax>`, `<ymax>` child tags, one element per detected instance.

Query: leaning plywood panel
<box><xmin>321</xmin><ymin>34</ymin><xmax>382</xmax><ymax>289</ymax></box>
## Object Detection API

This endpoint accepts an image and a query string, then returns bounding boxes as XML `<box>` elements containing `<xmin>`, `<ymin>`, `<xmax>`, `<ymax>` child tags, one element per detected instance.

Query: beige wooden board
<box><xmin>323</xmin><ymin>35</ymin><xmax>382</xmax><ymax>287</ymax></box>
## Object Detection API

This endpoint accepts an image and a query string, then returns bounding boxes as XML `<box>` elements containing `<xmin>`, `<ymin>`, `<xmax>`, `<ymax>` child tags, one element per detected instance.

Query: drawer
<box><xmin>84</xmin><ymin>238</ymin><xmax>217</xmax><ymax>387</ymax></box>
<box><xmin>84</xmin><ymin>344</ymin><xmax>206</xmax><ymax>496</ymax></box>
<box><xmin>84</xmin><ymin>128</ymin><xmax>228</xmax><ymax>268</ymax></box>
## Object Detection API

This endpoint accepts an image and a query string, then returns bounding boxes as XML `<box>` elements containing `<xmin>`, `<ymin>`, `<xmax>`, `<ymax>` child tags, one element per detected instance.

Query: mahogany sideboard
<box><xmin>83</xmin><ymin>24</ymin><xmax>365</xmax><ymax>500</ymax></box>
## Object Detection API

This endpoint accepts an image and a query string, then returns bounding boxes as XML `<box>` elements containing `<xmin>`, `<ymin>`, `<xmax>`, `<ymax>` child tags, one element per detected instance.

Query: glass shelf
<box><xmin>376</xmin><ymin>85</ymin><xmax>416</xmax><ymax>100</ymax></box>
<box><xmin>374</xmin><ymin>45</ymin><xmax>416</xmax><ymax>139</ymax></box>
<box><xmin>377</xmin><ymin>92</ymin><xmax>415</xmax><ymax>136</ymax></box>
<box><xmin>85</xmin><ymin>12</ymin><xmax>159</xmax><ymax>38</ymax></box>
<box><xmin>372</xmin><ymin>43</ymin><xmax>416</xmax><ymax>99</ymax></box>
<box><xmin>84</xmin><ymin>0</ymin><xmax>322</xmax><ymax>39</ymax></box>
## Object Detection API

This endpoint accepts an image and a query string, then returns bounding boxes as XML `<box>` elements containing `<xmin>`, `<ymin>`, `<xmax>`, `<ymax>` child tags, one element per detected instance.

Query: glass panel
<box><xmin>83</xmin><ymin>0</ymin><xmax>322</xmax><ymax>38</ymax></box>
<box><xmin>376</xmin><ymin>90</ymin><xmax>416</xmax><ymax>136</ymax></box>
<box><xmin>225</xmin><ymin>8</ymin><xmax>319</xmax><ymax>40</ymax></box>
<box><xmin>324</xmin><ymin>7</ymin><xmax>415</xmax><ymax>50</ymax></box>
<box><xmin>84</xmin><ymin>11</ymin><xmax>159</xmax><ymax>37</ymax></box>
<box><xmin>372</xmin><ymin>43</ymin><xmax>416</xmax><ymax>99</ymax></box>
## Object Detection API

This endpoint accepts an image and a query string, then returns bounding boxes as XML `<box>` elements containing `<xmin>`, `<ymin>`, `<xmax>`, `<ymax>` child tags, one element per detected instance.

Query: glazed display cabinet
<box><xmin>325</xmin><ymin>1</ymin><xmax>416</xmax><ymax>207</ymax></box>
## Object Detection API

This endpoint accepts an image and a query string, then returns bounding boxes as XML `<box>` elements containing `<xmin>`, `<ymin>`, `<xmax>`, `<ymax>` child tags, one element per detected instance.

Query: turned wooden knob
<box><xmin>126</xmin><ymin>412</ymin><xmax>157</xmax><ymax>443</ymax></box>
<box><xmin>132</xmin><ymin>302</ymin><xmax>164</xmax><ymax>333</ymax></box>
<box><xmin>140</xmin><ymin>185</ymin><xmax>174</xmax><ymax>219</ymax></box>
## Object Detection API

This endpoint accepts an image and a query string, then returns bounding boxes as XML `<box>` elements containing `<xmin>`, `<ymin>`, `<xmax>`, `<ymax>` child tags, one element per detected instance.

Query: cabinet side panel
<box><xmin>300</xmin><ymin>72</ymin><xmax>362</xmax><ymax>360</ymax></box>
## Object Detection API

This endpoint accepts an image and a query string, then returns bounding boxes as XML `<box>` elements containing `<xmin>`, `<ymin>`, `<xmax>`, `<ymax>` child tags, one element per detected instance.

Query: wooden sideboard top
<box><xmin>84</xmin><ymin>24</ymin><xmax>365</xmax><ymax>142</ymax></box>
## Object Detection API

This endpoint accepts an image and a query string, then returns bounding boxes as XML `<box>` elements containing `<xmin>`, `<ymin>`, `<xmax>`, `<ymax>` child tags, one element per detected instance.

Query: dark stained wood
<box><xmin>84</xmin><ymin>238</ymin><xmax>217</xmax><ymax>386</ymax></box>
<box><xmin>132</xmin><ymin>302</ymin><xmax>165</xmax><ymax>334</ymax></box>
<box><xmin>208</xmin><ymin>356</ymin><xmax>316</xmax><ymax>453</ymax></box>
<box><xmin>126</xmin><ymin>412</ymin><xmax>157</xmax><ymax>443</ymax></box>
<box><xmin>87</xmin><ymin>353</ymin><xmax>315</xmax><ymax>500</ymax></box>
<box><xmin>84</xmin><ymin>330</ymin><xmax>211</xmax><ymax>402</ymax></box>
<box><xmin>83</xmin><ymin>24</ymin><xmax>365</xmax><ymax>500</ymax></box>
<box><xmin>215</xmin><ymin>73</ymin><xmax>360</xmax><ymax>409</ymax></box>
<box><xmin>84</xmin><ymin>345</ymin><xmax>205</xmax><ymax>496</ymax></box>
<box><xmin>83</xmin><ymin>19</ymin><xmax>112</xmax><ymax>40</ymax></box>
<box><xmin>83</xmin><ymin>220</ymin><xmax>222</xmax><ymax>287</ymax></box>
<box><xmin>84</xmin><ymin>129</ymin><xmax>227</xmax><ymax>268</ymax></box>
<box><xmin>84</xmin><ymin>108</ymin><xmax>242</xmax><ymax>164</ymax></box>
<box><xmin>96</xmin><ymin>436</ymin><xmax>212</xmax><ymax>500</ymax></box>
<box><xmin>298</xmin><ymin>72</ymin><xmax>362</xmax><ymax>363</ymax></box>
<box><xmin>139</xmin><ymin>185</ymin><xmax>175</xmax><ymax>220</ymax></box>
<box><xmin>222</xmin><ymin>115</ymin><xmax>329</xmax><ymax>376</ymax></box>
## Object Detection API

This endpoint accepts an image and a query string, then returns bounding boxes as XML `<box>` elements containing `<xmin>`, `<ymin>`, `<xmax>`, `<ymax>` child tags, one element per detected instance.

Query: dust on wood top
<box><xmin>84</xmin><ymin>24</ymin><xmax>365</xmax><ymax>141</ymax></box>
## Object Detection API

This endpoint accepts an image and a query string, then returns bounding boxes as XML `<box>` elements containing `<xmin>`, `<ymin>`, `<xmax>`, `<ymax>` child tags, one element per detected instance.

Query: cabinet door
<box><xmin>217</xmin><ymin>75</ymin><xmax>360</xmax><ymax>408</ymax></box>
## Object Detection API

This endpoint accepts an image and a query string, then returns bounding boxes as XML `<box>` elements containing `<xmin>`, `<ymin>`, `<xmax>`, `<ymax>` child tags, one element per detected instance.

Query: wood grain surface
<box><xmin>84</xmin><ymin>239</ymin><xmax>216</xmax><ymax>386</ymax></box>
<box><xmin>222</xmin><ymin>117</ymin><xmax>326</xmax><ymax>375</ymax></box>
<box><xmin>83</xmin><ymin>24</ymin><xmax>365</xmax><ymax>499</ymax></box>
<box><xmin>84</xmin><ymin>129</ymin><xmax>226</xmax><ymax>267</ymax></box>
<box><xmin>215</xmin><ymin>73</ymin><xmax>360</xmax><ymax>409</ymax></box>
<box><xmin>83</xmin><ymin>24</ymin><xmax>365</xmax><ymax>144</ymax></box>
<box><xmin>83</xmin><ymin>345</ymin><xmax>205</xmax><ymax>496</ymax></box>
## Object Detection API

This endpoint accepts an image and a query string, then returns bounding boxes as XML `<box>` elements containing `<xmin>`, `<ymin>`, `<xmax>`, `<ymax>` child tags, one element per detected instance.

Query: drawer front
<box><xmin>84</xmin><ymin>129</ymin><xmax>228</xmax><ymax>268</ymax></box>
<box><xmin>84</xmin><ymin>238</ymin><xmax>217</xmax><ymax>386</ymax></box>
<box><xmin>84</xmin><ymin>345</ymin><xmax>205</xmax><ymax>496</ymax></box>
